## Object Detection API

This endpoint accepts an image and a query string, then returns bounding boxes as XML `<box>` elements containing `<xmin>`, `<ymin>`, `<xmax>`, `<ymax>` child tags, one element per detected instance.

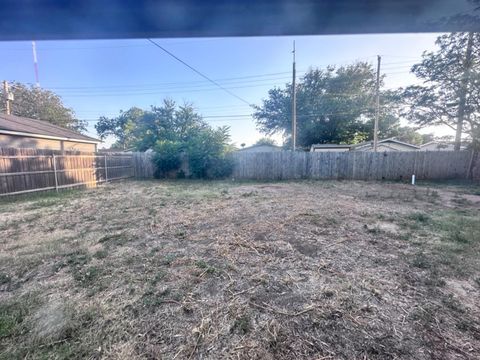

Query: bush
<box><xmin>207</xmin><ymin>155</ymin><xmax>235</xmax><ymax>179</ymax></box>
<box><xmin>186</xmin><ymin>127</ymin><xmax>234</xmax><ymax>179</ymax></box>
<box><xmin>152</xmin><ymin>141</ymin><xmax>182</xmax><ymax>178</ymax></box>
<box><xmin>152</xmin><ymin>126</ymin><xmax>234</xmax><ymax>179</ymax></box>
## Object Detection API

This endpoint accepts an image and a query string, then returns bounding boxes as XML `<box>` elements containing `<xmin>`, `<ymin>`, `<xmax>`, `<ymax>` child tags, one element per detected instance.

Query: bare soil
<box><xmin>1</xmin><ymin>180</ymin><xmax>480</xmax><ymax>359</ymax></box>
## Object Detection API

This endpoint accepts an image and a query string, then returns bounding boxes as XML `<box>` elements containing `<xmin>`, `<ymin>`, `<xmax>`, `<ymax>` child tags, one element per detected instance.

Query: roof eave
<box><xmin>0</xmin><ymin>129</ymin><xmax>101</xmax><ymax>144</ymax></box>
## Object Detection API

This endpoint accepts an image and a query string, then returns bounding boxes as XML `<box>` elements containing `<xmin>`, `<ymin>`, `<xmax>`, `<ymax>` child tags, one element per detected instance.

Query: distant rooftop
<box><xmin>310</xmin><ymin>144</ymin><xmax>352</xmax><ymax>148</ymax></box>
<box><xmin>352</xmin><ymin>138</ymin><xmax>420</xmax><ymax>149</ymax></box>
<box><xmin>237</xmin><ymin>143</ymin><xmax>283</xmax><ymax>151</ymax></box>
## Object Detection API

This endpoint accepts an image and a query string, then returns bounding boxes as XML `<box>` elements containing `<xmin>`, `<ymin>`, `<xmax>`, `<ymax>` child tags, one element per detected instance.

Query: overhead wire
<box><xmin>76</xmin><ymin>107</ymin><xmax>377</xmax><ymax>124</ymax></box>
<box><xmin>146</xmin><ymin>38</ymin><xmax>253</xmax><ymax>106</ymax></box>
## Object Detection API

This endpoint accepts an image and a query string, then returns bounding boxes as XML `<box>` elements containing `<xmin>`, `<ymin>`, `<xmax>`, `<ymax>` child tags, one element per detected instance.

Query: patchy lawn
<box><xmin>0</xmin><ymin>180</ymin><xmax>480</xmax><ymax>359</ymax></box>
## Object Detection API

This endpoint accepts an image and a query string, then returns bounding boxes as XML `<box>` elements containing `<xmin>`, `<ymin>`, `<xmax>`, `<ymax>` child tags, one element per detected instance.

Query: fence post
<box><xmin>104</xmin><ymin>155</ymin><xmax>108</xmax><ymax>182</ymax></box>
<box><xmin>52</xmin><ymin>154</ymin><xmax>59</xmax><ymax>193</ymax></box>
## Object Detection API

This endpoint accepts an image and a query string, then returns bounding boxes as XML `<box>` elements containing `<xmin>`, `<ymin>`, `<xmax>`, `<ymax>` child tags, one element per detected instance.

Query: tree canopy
<box><xmin>402</xmin><ymin>32</ymin><xmax>480</xmax><ymax>149</ymax></box>
<box><xmin>0</xmin><ymin>82</ymin><xmax>86</xmax><ymax>132</ymax></box>
<box><xmin>253</xmin><ymin>62</ymin><xmax>404</xmax><ymax>149</ymax></box>
<box><xmin>96</xmin><ymin>100</ymin><xmax>234</xmax><ymax>178</ymax></box>
<box><xmin>95</xmin><ymin>100</ymin><xmax>210</xmax><ymax>151</ymax></box>
<box><xmin>254</xmin><ymin>137</ymin><xmax>277</xmax><ymax>146</ymax></box>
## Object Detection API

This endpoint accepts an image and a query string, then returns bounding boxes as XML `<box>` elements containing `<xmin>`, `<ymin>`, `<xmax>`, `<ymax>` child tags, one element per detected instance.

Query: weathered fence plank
<box><xmin>133</xmin><ymin>151</ymin><xmax>154</xmax><ymax>178</ymax></box>
<box><xmin>0</xmin><ymin>148</ymin><xmax>134</xmax><ymax>196</ymax></box>
<box><xmin>232</xmin><ymin>150</ymin><xmax>479</xmax><ymax>181</ymax></box>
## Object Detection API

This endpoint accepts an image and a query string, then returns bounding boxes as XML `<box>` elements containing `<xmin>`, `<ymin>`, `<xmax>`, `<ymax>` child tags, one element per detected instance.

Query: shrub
<box><xmin>152</xmin><ymin>141</ymin><xmax>182</xmax><ymax>178</ymax></box>
<box><xmin>208</xmin><ymin>155</ymin><xmax>235</xmax><ymax>179</ymax></box>
<box><xmin>152</xmin><ymin>126</ymin><xmax>234</xmax><ymax>179</ymax></box>
<box><xmin>187</xmin><ymin>127</ymin><xmax>233</xmax><ymax>179</ymax></box>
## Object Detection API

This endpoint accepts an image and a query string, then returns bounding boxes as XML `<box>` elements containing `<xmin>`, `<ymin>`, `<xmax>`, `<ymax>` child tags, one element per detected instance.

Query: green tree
<box><xmin>402</xmin><ymin>32</ymin><xmax>480</xmax><ymax>150</ymax></box>
<box><xmin>95</xmin><ymin>100</ymin><xmax>208</xmax><ymax>151</ymax></box>
<box><xmin>0</xmin><ymin>82</ymin><xmax>86</xmax><ymax>132</ymax></box>
<box><xmin>95</xmin><ymin>107</ymin><xmax>145</xmax><ymax>149</ymax></box>
<box><xmin>152</xmin><ymin>140</ymin><xmax>182</xmax><ymax>177</ymax></box>
<box><xmin>97</xmin><ymin>100</ymin><xmax>234</xmax><ymax>178</ymax></box>
<box><xmin>186</xmin><ymin>126</ymin><xmax>233</xmax><ymax>179</ymax></box>
<box><xmin>253</xmin><ymin>63</ymin><xmax>401</xmax><ymax>149</ymax></box>
<box><xmin>386</xmin><ymin>126</ymin><xmax>434</xmax><ymax>145</ymax></box>
<box><xmin>254</xmin><ymin>137</ymin><xmax>277</xmax><ymax>146</ymax></box>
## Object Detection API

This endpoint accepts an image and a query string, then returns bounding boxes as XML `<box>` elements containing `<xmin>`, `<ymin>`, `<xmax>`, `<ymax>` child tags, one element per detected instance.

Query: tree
<box><xmin>95</xmin><ymin>100</ymin><xmax>208</xmax><ymax>151</ymax></box>
<box><xmin>95</xmin><ymin>107</ymin><xmax>145</xmax><ymax>149</ymax></box>
<box><xmin>387</xmin><ymin>126</ymin><xmax>434</xmax><ymax>145</ymax></box>
<box><xmin>402</xmin><ymin>32</ymin><xmax>480</xmax><ymax>150</ymax></box>
<box><xmin>254</xmin><ymin>137</ymin><xmax>277</xmax><ymax>146</ymax></box>
<box><xmin>97</xmin><ymin>100</ymin><xmax>234</xmax><ymax>178</ymax></box>
<box><xmin>185</xmin><ymin>126</ymin><xmax>233</xmax><ymax>178</ymax></box>
<box><xmin>253</xmin><ymin>63</ymin><xmax>401</xmax><ymax>149</ymax></box>
<box><xmin>0</xmin><ymin>82</ymin><xmax>86</xmax><ymax>132</ymax></box>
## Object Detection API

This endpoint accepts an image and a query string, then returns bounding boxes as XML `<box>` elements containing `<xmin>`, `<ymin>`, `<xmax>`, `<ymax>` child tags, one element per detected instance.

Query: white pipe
<box><xmin>411</xmin><ymin>174</ymin><xmax>415</xmax><ymax>185</ymax></box>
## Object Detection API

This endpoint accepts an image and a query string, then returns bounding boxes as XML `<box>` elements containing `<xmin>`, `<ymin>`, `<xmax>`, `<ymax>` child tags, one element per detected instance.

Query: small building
<box><xmin>0</xmin><ymin>113</ymin><xmax>100</xmax><ymax>152</ymax></box>
<box><xmin>236</xmin><ymin>144</ymin><xmax>283</xmax><ymax>153</ymax></box>
<box><xmin>310</xmin><ymin>144</ymin><xmax>351</xmax><ymax>152</ymax></box>
<box><xmin>352</xmin><ymin>138</ymin><xmax>420</xmax><ymax>152</ymax></box>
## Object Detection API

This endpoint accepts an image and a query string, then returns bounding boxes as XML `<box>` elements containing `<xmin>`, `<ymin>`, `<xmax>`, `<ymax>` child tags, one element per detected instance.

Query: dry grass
<box><xmin>1</xmin><ymin>179</ymin><xmax>480</xmax><ymax>359</ymax></box>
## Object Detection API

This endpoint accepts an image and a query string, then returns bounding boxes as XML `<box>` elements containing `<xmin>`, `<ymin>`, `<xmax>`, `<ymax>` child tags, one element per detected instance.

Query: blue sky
<box><xmin>0</xmin><ymin>33</ymin><xmax>445</xmax><ymax>147</ymax></box>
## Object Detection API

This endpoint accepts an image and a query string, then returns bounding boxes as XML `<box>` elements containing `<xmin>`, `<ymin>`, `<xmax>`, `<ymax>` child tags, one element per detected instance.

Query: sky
<box><xmin>0</xmin><ymin>33</ymin><xmax>448</xmax><ymax>148</ymax></box>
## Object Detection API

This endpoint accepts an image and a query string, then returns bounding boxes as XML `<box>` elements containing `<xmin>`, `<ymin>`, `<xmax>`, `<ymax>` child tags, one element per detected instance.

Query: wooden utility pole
<box><xmin>454</xmin><ymin>32</ymin><xmax>474</xmax><ymax>151</ymax></box>
<box><xmin>373</xmin><ymin>55</ymin><xmax>381</xmax><ymax>152</ymax></box>
<box><xmin>3</xmin><ymin>81</ymin><xmax>12</xmax><ymax>115</ymax></box>
<box><xmin>292</xmin><ymin>41</ymin><xmax>297</xmax><ymax>151</ymax></box>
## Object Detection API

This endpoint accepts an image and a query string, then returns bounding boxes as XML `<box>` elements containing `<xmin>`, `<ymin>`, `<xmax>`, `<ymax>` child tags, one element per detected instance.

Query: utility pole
<box><xmin>292</xmin><ymin>41</ymin><xmax>297</xmax><ymax>151</ymax></box>
<box><xmin>373</xmin><ymin>55</ymin><xmax>381</xmax><ymax>152</ymax></box>
<box><xmin>454</xmin><ymin>32</ymin><xmax>474</xmax><ymax>151</ymax></box>
<box><xmin>3</xmin><ymin>81</ymin><xmax>12</xmax><ymax>115</ymax></box>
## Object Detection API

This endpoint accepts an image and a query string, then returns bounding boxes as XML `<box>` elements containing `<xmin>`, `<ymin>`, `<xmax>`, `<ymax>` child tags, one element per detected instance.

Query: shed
<box><xmin>0</xmin><ymin>113</ymin><xmax>100</xmax><ymax>152</ymax></box>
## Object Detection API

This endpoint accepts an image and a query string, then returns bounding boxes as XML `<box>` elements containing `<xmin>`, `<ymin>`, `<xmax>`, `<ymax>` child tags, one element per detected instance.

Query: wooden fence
<box><xmin>0</xmin><ymin>148</ymin><xmax>134</xmax><ymax>196</ymax></box>
<box><xmin>231</xmin><ymin>150</ymin><xmax>480</xmax><ymax>181</ymax></box>
<box><xmin>133</xmin><ymin>151</ymin><xmax>155</xmax><ymax>178</ymax></box>
<box><xmin>2</xmin><ymin>149</ymin><xmax>478</xmax><ymax>196</ymax></box>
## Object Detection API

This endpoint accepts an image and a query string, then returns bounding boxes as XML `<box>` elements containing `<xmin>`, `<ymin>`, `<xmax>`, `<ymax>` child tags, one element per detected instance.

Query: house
<box><xmin>351</xmin><ymin>138</ymin><xmax>420</xmax><ymax>152</ymax></box>
<box><xmin>420</xmin><ymin>141</ymin><xmax>466</xmax><ymax>151</ymax></box>
<box><xmin>0</xmin><ymin>113</ymin><xmax>100</xmax><ymax>152</ymax></box>
<box><xmin>236</xmin><ymin>144</ymin><xmax>283</xmax><ymax>153</ymax></box>
<box><xmin>310</xmin><ymin>138</ymin><xmax>420</xmax><ymax>152</ymax></box>
<box><xmin>310</xmin><ymin>144</ymin><xmax>351</xmax><ymax>152</ymax></box>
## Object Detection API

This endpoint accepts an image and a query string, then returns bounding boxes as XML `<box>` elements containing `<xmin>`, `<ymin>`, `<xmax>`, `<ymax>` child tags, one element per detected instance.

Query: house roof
<box><xmin>0</xmin><ymin>113</ymin><xmax>100</xmax><ymax>144</ymax></box>
<box><xmin>353</xmin><ymin>138</ymin><xmax>420</xmax><ymax>150</ymax></box>
<box><xmin>310</xmin><ymin>144</ymin><xmax>352</xmax><ymax>149</ymax></box>
<box><xmin>237</xmin><ymin>143</ymin><xmax>283</xmax><ymax>151</ymax></box>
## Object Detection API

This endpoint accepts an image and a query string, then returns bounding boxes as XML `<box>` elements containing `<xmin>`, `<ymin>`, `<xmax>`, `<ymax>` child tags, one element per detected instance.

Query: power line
<box><xmin>58</xmin><ymin>82</ymin><xmax>290</xmax><ymax>97</ymax></box>
<box><xmin>146</xmin><ymin>38</ymin><xmax>252</xmax><ymax>106</ymax></box>
<box><xmin>49</xmin><ymin>76</ymin><xmax>296</xmax><ymax>95</ymax></box>
<box><xmin>77</xmin><ymin>108</ymin><xmax>376</xmax><ymax>123</ymax></box>
<box><xmin>42</xmin><ymin>63</ymin><xmax>412</xmax><ymax>95</ymax></box>
<box><xmin>44</xmin><ymin>71</ymin><xmax>299</xmax><ymax>90</ymax></box>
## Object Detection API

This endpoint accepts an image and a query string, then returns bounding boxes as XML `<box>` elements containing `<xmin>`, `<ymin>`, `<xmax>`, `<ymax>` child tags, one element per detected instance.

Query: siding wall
<box><xmin>0</xmin><ymin>133</ymin><xmax>97</xmax><ymax>152</ymax></box>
